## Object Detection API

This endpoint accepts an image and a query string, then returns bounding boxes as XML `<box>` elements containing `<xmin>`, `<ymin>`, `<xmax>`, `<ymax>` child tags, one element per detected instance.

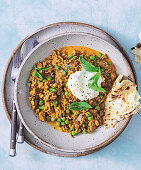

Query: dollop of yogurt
<box><xmin>68</xmin><ymin>68</ymin><xmax>104</xmax><ymax>101</ymax></box>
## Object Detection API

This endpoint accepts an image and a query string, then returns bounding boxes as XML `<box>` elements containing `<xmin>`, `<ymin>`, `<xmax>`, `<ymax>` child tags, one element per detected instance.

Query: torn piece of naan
<box><xmin>103</xmin><ymin>74</ymin><xmax>141</xmax><ymax>128</ymax></box>
<box><xmin>131</xmin><ymin>32</ymin><xmax>141</xmax><ymax>65</ymax></box>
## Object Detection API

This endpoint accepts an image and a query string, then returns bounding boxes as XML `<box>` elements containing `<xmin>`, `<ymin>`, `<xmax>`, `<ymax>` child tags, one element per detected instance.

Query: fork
<box><xmin>10</xmin><ymin>51</ymin><xmax>23</xmax><ymax>156</ymax></box>
<box><xmin>16</xmin><ymin>38</ymin><xmax>39</xmax><ymax>144</ymax></box>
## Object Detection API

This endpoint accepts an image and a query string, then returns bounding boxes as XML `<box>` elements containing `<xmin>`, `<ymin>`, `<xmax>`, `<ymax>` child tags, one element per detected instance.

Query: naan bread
<box><xmin>131</xmin><ymin>32</ymin><xmax>141</xmax><ymax>65</ymax></box>
<box><xmin>103</xmin><ymin>74</ymin><xmax>140</xmax><ymax>128</ymax></box>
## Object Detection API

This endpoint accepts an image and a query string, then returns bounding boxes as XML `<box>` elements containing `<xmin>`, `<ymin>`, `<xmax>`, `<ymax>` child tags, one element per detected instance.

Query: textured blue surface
<box><xmin>0</xmin><ymin>0</ymin><xmax>141</xmax><ymax>170</ymax></box>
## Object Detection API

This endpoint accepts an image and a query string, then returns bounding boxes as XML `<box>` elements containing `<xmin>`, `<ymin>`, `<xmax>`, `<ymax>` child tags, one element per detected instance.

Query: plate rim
<box><xmin>2</xmin><ymin>22</ymin><xmax>137</xmax><ymax>157</ymax></box>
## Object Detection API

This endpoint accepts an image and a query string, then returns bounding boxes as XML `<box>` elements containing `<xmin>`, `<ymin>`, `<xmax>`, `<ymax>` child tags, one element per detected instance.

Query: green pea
<box><xmin>56</xmin><ymin>122</ymin><xmax>60</xmax><ymax>127</ymax></box>
<box><xmin>39</xmin><ymin>100</ymin><xmax>43</xmax><ymax>105</ymax></box>
<box><xmin>66</xmin><ymin>110</ymin><xmax>69</xmax><ymax>114</ymax></box>
<box><xmin>53</xmin><ymin>100</ymin><xmax>58</xmax><ymax>106</ymax></box>
<box><xmin>95</xmin><ymin>106</ymin><xmax>100</xmax><ymax>111</ymax></box>
<box><xmin>62</xmin><ymin>70</ymin><xmax>67</xmax><ymax>75</ymax></box>
<box><xmin>65</xmin><ymin>91</ymin><xmax>69</xmax><ymax>96</ymax></box>
<box><xmin>74</xmin><ymin>113</ymin><xmax>78</xmax><ymax>117</ymax></box>
<box><xmin>61</xmin><ymin>122</ymin><xmax>65</xmax><ymax>126</ymax></box>
<box><xmin>90</xmin><ymin>55</ymin><xmax>95</xmax><ymax>60</ymax></box>
<box><xmin>106</xmin><ymin>73</ymin><xmax>110</xmax><ymax>76</ymax></box>
<box><xmin>100</xmin><ymin>95</ymin><xmax>104</xmax><ymax>98</ymax></box>
<box><xmin>43</xmin><ymin>79</ymin><xmax>46</xmax><ymax>83</ymax></box>
<box><xmin>66</xmin><ymin>82</ymin><xmax>68</xmax><ymax>87</ymax></box>
<box><xmin>53</xmin><ymin>89</ymin><xmax>57</xmax><ymax>93</ymax></box>
<box><xmin>86</xmin><ymin>112</ymin><xmax>91</xmax><ymax>117</ymax></box>
<box><xmin>39</xmin><ymin>105</ymin><xmax>44</xmax><ymax>110</ymax></box>
<box><xmin>46</xmin><ymin>116</ymin><xmax>51</xmax><ymax>121</ymax></box>
<box><xmin>73</xmin><ymin>56</ymin><xmax>77</xmax><ymax>60</ymax></box>
<box><xmin>57</xmin><ymin>118</ymin><xmax>62</xmax><ymax>123</ymax></box>
<box><xmin>65</xmin><ymin>120</ymin><xmax>69</xmax><ymax>125</ymax></box>
<box><xmin>55</xmin><ymin>66</ymin><xmax>60</xmax><ymax>70</ymax></box>
<box><xmin>27</xmin><ymin>82</ymin><xmax>31</xmax><ymax>87</ymax></box>
<box><xmin>47</xmin><ymin>76</ymin><xmax>52</xmax><ymax>80</ymax></box>
<box><xmin>68</xmin><ymin>54</ymin><xmax>72</xmax><ymax>58</ymax></box>
<box><xmin>51</xmin><ymin>116</ymin><xmax>56</xmax><ymax>121</ymax></box>
<box><xmin>49</xmin><ymin>87</ymin><xmax>53</xmax><ymax>91</ymax></box>
<box><xmin>97</xmin><ymin>53</ymin><xmax>102</xmax><ymax>58</ymax></box>
<box><xmin>108</xmin><ymin>61</ymin><xmax>112</xmax><ymax>65</ymax></box>
<box><xmin>61</xmin><ymin>117</ymin><xmax>66</xmax><ymax>121</ymax></box>
<box><xmin>37</xmin><ymin>80</ymin><xmax>40</xmax><ymax>84</ymax></box>
<box><xmin>82</xmin><ymin>124</ymin><xmax>86</xmax><ymax>128</ymax></box>
<box><xmin>82</xmin><ymin>129</ymin><xmax>87</xmax><ymax>134</ymax></box>
<box><xmin>72</xmin><ymin>131</ymin><xmax>77</xmax><ymax>136</ymax></box>
<box><xmin>88</xmin><ymin>116</ymin><xmax>93</xmax><ymax>121</ymax></box>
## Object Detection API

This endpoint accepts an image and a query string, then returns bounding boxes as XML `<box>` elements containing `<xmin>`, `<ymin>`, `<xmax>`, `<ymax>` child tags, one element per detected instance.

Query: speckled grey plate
<box><xmin>15</xmin><ymin>32</ymin><xmax>135</xmax><ymax>153</ymax></box>
<box><xmin>2</xmin><ymin>22</ymin><xmax>137</xmax><ymax>156</ymax></box>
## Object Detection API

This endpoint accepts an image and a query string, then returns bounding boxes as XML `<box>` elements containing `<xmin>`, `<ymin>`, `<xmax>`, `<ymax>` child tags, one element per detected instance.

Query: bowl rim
<box><xmin>2</xmin><ymin>22</ymin><xmax>137</xmax><ymax>157</ymax></box>
<box><xmin>15</xmin><ymin>31</ymin><xmax>134</xmax><ymax>153</ymax></box>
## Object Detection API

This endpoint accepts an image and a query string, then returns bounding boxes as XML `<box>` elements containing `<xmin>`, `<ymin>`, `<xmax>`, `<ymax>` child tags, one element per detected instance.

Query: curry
<box><xmin>27</xmin><ymin>46</ymin><xmax>117</xmax><ymax>137</ymax></box>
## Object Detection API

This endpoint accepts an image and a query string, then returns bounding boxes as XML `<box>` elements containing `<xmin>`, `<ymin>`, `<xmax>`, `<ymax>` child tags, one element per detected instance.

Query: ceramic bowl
<box><xmin>15</xmin><ymin>32</ymin><xmax>134</xmax><ymax>153</ymax></box>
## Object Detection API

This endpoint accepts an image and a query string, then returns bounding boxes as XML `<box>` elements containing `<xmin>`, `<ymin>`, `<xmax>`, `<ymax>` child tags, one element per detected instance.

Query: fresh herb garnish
<box><xmin>69</xmin><ymin>102</ymin><xmax>92</xmax><ymax>111</ymax></box>
<box><xmin>89</xmin><ymin>84</ymin><xmax>106</xmax><ymax>92</ymax></box>
<box><xmin>36</xmin><ymin>71</ymin><xmax>43</xmax><ymax>80</ymax></box>
<box><xmin>80</xmin><ymin>56</ymin><xmax>99</xmax><ymax>72</ymax></box>
<box><xmin>32</xmin><ymin>66</ymin><xmax>50</xmax><ymax>80</ymax></box>
<box><xmin>80</xmin><ymin>56</ymin><xmax>106</xmax><ymax>92</ymax></box>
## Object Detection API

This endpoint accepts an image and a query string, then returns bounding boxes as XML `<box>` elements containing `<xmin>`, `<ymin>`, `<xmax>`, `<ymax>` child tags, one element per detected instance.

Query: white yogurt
<box><xmin>68</xmin><ymin>68</ymin><xmax>103</xmax><ymax>101</ymax></box>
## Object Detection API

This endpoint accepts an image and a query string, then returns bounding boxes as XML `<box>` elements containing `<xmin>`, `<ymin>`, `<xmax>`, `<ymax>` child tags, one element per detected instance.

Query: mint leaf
<box><xmin>80</xmin><ymin>56</ymin><xmax>99</xmax><ymax>72</ymax></box>
<box><xmin>89</xmin><ymin>72</ymin><xmax>100</xmax><ymax>83</ymax></box>
<box><xmin>89</xmin><ymin>84</ymin><xmax>106</xmax><ymax>92</ymax></box>
<box><xmin>69</xmin><ymin>102</ymin><xmax>92</xmax><ymax>111</ymax></box>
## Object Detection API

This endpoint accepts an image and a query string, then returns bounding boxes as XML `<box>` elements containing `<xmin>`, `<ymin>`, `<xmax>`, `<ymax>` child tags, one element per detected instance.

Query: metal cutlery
<box><xmin>10</xmin><ymin>38</ymin><xmax>39</xmax><ymax>156</ymax></box>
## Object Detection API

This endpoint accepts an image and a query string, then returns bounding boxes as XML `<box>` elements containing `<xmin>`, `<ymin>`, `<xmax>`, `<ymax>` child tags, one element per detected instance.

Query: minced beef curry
<box><xmin>27</xmin><ymin>46</ymin><xmax>117</xmax><ymax>137</ymax></box>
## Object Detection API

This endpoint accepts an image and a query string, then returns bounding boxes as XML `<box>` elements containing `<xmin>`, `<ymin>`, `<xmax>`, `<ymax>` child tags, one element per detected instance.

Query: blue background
<box><xmin>0</xmin><ymin>0</ymin><xmax>141</xmax><ymax>169</ymax></box>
